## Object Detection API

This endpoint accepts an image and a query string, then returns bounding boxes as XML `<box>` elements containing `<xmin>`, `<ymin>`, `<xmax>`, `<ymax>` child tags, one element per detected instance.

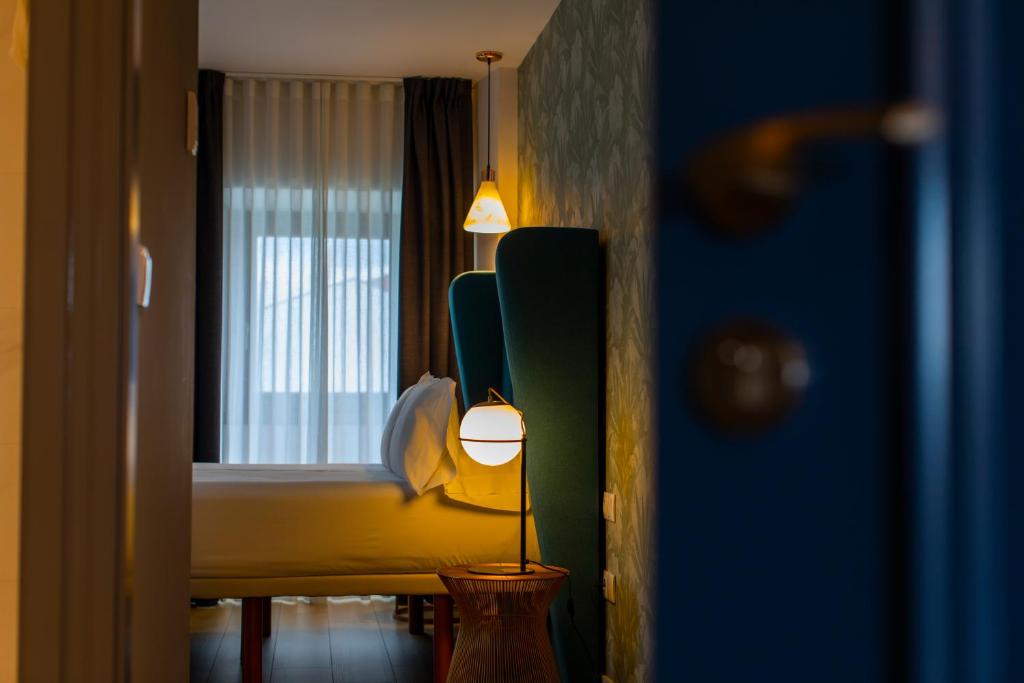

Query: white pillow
<box><xmin>381</xmin><ymin>372</ymin><xmax>457</xmax><ymax>495</ymax></box>
<box><xmin>379</xmin><ymin>374</ymin><xmax>422</xmax><ymax>466</ymax></box>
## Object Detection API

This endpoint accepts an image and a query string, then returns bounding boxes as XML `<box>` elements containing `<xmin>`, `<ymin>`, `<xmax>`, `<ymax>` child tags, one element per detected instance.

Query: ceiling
<box><xmin>199</xmin><ymin>0</ymin><xmax>561</xmax><ymax>80</ymax></box>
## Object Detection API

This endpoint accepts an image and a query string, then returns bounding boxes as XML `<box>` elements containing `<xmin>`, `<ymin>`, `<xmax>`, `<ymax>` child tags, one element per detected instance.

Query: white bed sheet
<box><xmin>191</xmin><ymin>463</ymin><xmax>539</xmax><ymax>579</ymax></box>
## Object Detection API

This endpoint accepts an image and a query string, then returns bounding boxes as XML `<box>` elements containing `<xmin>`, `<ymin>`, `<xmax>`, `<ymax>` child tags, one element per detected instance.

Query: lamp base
<box><xmin>465</xmin><ymin>563</ymin><xmax>534</xmax><ymax>576</ymax></box>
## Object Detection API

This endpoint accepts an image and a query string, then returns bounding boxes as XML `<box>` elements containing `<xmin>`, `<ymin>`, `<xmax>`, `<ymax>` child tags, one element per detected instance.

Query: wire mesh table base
<box><xmin>438</xmin><ymin>564</ymin><xmax>567</xmax><ymax>683</ymax></box>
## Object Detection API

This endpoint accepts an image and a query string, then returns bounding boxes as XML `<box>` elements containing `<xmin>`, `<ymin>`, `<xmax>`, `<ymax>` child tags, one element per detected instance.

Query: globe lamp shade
<box><xmin>459</xmin><ymin>401</ymin><xmax>524</xmax><ymax>466</ymax></box>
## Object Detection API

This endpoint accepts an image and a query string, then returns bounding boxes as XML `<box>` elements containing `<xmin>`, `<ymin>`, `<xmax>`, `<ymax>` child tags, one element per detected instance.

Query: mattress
<box><xmin>191</xmin><ymin>463</ymin><xmax>539</xmax><ymax>580</ymax></box>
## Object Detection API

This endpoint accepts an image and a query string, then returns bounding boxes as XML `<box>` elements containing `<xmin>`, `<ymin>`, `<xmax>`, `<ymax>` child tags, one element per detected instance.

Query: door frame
<box><xmin>19</xmin><ymin>0</ymin><xmax>140</xmax><ymax>680</ymax></box>
<box><xmin>909</xmin><ymin>0</ymin><xmax>1013</xmax><ymax>681</ymax></box>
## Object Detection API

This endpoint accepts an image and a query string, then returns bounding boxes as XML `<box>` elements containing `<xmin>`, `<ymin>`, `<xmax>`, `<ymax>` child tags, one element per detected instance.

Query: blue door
<box><xmin>654</xmin><ymin>0</ymin><xmax>1021</xmax><ymax>681</ymax></box>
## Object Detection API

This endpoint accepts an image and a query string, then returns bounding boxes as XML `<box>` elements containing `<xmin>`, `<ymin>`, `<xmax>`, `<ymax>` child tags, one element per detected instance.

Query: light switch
<box><xmin>602</xmin><ymin>570</ymin><xmax>616</xmax><ymax>603</ymax></box>
<box><xmin>602</xmin><ymin>491</ymin><xmax>616</xmax><ymax>522</ymax></box>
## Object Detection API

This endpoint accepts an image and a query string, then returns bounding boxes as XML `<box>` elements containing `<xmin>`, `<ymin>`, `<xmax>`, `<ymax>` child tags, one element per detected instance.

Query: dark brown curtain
<box><xmin>398</xmin><ymin>77</ymin><xmax>475</xmax><ymax>392</ymax></box>
<box><xmin>193</xmin><ymin>69</ymin><xmax>225</xmax><ymax>463</ymax></box>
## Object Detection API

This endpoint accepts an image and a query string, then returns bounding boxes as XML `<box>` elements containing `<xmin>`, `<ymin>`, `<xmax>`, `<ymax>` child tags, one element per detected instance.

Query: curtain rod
<box><xmin>225</xmin><ymin>70</ymin><xmax>404</xmax><ymax>84</ymax></box>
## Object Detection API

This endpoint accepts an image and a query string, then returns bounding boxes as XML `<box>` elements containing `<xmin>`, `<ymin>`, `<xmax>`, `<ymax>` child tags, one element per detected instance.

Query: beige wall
<box><xmin>0</xmin><ymin>2</ymin><xmax>25</xmax><ymax>680</ymax></box>
<box><xmin>518</xmin><ymin>0</ymin><xmax>653</xmax><ymax>680</ymax></box>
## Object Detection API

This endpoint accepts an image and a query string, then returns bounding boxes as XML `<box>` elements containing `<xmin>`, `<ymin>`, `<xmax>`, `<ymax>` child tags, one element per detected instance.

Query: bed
<box><xmin>191</xmin><ymin>227</ymin><xmax>603</xmax><ymax>683</ymax></box>
<box><xmin>191</xmin><ymin>463</ymin><xmax>540</xmax><ymax>598</ymax></box>
<box><xmin>191</xmin><ymin>462</ymin><xmax>539</xmax><ymax>683</ymax></box>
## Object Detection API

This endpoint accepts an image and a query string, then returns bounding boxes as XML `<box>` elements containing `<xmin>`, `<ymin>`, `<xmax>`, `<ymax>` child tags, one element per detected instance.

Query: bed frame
<box><xmin>192</xmin><ymin>581</ymin><xmax>455</xmax><ymax>683</ymax></box>
<box><xmin>193</xmin><ymin>227</ymin><xmax>603</xmax><ymax>683</ymax></box>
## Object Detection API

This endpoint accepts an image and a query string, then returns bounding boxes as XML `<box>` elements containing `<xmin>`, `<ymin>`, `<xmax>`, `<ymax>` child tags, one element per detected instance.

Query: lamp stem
<box><xmin>520</xmin><ymin>438</ymin><xmax>527</xmax><ymax>573</ymax></box>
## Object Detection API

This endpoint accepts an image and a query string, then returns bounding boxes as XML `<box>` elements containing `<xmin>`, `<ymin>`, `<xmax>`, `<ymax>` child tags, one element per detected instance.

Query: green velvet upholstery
<box><xmin>448</xmin><ymin>230</ymin><xmax>604</xmax><ymax>681</ymax></box>
<box><xmin>448</xmin><ymin>271</ymin><xmax>514</xmax><ymax>410</ymax></box>
<box><xmin>495</xmin><ymin>228</ymin><xmax>603</xmax><ymax>682</ymax></box>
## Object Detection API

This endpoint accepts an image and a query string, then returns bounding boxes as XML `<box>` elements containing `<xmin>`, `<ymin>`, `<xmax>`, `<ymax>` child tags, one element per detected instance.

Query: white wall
<box><xmin>0</xmin><ymin>1</ymin><xmax>25</xmax><ymax>680</ymax></box>
<box><xmin>473</xmin><ymin>66</ymin><xmax>517</xmax><ymax>270</ymax></box>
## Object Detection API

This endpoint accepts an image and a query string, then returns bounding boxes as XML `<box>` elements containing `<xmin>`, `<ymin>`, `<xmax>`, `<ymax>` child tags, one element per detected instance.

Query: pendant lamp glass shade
<box><xmin>463</xmin><ymin>180</ymin><xmax>512</xmax><ymax>234</ymax></box>
<box><xmin>465</xmin><ymin>50</ymin><xmax>512</xmax><ymax>235</ymax></box>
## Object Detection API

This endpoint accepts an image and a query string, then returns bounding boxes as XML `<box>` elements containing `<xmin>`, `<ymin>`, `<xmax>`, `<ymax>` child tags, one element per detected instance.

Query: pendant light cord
<box><xmin>525</xmin><ymin>559</ymin><xmax>599</xmax><ymax>677</ymax></box>
<box><xmin>486</xmin><ymin>57</ymin><xmax>492</xmax><ymax>174</ymax></box>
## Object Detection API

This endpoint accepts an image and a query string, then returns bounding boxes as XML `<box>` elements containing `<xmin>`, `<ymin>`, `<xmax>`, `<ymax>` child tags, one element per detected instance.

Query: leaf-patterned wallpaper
<box><xmin>518</xmin><ymin>0</ymin><xmax>654</xmax><ymax>680</ymax></box>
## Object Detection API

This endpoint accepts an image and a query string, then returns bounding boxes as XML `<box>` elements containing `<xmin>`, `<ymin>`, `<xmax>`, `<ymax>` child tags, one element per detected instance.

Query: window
<box><xmin>220</xmin><ymin>79</ymin><xmax>404</xmax><ymax>464</ymax></box>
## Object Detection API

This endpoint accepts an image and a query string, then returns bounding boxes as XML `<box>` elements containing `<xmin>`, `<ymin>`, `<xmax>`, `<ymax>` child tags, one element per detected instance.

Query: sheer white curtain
<box><xmin>221</xmin><ymin>77</ymin><xmax>404</xmax><ymax>464</ymax></box>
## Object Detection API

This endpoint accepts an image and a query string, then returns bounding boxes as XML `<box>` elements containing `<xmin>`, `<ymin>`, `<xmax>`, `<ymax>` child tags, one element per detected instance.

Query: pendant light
<box><xmin>464</xmin><ymin>51</ymin><xmax>512</xmax><ymax>234</ymax></box>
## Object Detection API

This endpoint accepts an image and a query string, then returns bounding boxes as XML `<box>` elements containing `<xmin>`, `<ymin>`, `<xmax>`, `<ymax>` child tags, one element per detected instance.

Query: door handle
<box><xmin>136</xmin><ymin>244</ymin><xmax>152</xmax><ymax>308</ymax></box>
<box><xmin>187</xmin><ymin>90</ymin><xmax>199</xmax><ymax>156</ymax></box>
<box><xmin>685</xmin><ymin>102</ymin><xmax>940</xmax><ymax>235</ymax></box>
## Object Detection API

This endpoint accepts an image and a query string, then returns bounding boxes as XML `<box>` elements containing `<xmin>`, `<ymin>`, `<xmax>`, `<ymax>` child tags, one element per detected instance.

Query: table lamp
<box><xmin>459</xmin><ymin>388</ymin><xmax>532</xmax><ymax>575</ymax></box>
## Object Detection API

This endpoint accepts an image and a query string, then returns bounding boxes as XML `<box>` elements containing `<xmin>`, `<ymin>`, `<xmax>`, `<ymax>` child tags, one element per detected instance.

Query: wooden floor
<box><xmin>190</xmin><ymin>596</ymin><xmax>434</xmax><ymax>683</ymax></box>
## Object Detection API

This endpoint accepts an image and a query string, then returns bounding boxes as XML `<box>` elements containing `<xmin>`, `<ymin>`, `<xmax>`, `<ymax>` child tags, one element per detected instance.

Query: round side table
<box><xmin>438</xmin><ymin>563</ymin><xmax>567</xmax><ymax>683</ymax></box>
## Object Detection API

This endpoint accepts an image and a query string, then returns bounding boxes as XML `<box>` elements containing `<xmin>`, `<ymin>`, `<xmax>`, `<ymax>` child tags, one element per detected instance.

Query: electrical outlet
<box><xmin>602</xmin><ymin>491</ymin><xmax>616</xmax><ymax>522</ymax></box>
<box><xmin>602</xmin><ymin>570</ymin><xmax>616</xmax><ymax>603</ymax></box>
<box><xmin>601</xmin><ymin>676</ymin><xmax>616</xmax><ymax>683</ymax></box>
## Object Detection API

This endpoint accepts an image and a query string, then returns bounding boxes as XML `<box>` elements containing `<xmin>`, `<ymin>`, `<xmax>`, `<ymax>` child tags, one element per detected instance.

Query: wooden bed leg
<box><xmin>241</xmin><ymin>598</ymin><xmax>263</xmax><ymax>683</ymax></box>
<box><xmin>261</xmin><ymin>597</ymin><xmax>272</xmax><ymax>638</ymax></box>
<box><xmin>409</xmin><ymin>595</ymin><xmax>425</xmax><ymax>635</ymax></box>
<box><xmin>433</xmin><ymin>594</ymin><xmax>454</xmax><ymax>683</ymax></box>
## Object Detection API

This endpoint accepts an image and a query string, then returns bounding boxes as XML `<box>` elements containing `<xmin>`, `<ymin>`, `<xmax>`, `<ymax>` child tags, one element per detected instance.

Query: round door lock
<box><xmin>691</xmin><ymin>321</ymin><xmax>810</xmax><ymax>435</ymax></box>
